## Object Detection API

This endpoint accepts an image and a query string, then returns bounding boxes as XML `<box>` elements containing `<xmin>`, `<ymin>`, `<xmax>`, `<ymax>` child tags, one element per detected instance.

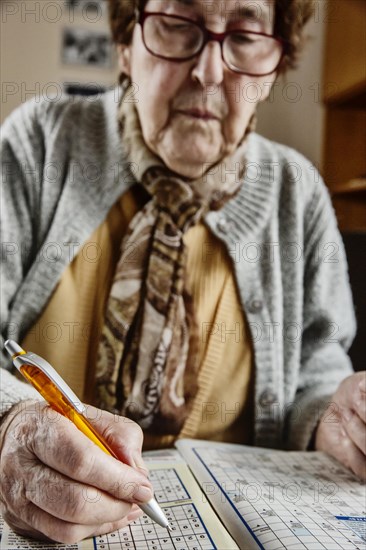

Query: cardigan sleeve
<box><xmin>285</xmin><ymin>173</ymin><xmax>357</xmax><ymax>450</ymax></box>
<box><xmin>0</xmin><ymin>101</ymin><xmax>46</xmax><ymax>416</ymax></box>
<box><xmin>0</xmin><ymin>90</ymin><xmax>126</xmax><ymax>420</ymax></box>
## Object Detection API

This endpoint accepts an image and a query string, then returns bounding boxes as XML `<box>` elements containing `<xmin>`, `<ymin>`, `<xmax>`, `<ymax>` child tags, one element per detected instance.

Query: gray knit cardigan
<box><xmin>0</xmin><ymin>88</ymin><xmax>356</xmax><ymax>450</ymax></box>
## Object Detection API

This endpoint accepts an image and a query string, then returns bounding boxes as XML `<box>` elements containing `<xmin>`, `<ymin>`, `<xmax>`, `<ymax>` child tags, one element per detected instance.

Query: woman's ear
<box><xmin>117</xmin><ymin>44</ymin><xmax>131</xmax><ymax>77</ymax></box>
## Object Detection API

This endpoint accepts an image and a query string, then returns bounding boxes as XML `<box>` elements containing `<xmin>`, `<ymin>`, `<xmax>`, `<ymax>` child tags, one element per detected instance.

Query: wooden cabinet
<box><xmin>322</xmin><ymin>0</ymin><xmax>366</xmax><ymax>231</ymax></box>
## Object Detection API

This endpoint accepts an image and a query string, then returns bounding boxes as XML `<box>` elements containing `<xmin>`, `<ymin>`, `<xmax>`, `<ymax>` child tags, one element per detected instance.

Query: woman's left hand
<box><xmin>315</xmin><ymin>371</ymin><xmax>366</xmax><ymax>480</ymax></box>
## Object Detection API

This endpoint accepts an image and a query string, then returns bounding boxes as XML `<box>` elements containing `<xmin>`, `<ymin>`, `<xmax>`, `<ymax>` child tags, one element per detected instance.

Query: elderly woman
<box><xmin>1</xmin><ymin>0</ymin><xmax>365</xmax><ymax>544</ymax></box>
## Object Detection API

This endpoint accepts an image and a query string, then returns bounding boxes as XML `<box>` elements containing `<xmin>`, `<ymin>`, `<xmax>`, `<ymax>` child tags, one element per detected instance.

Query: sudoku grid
<box><xmin>93</xmin><ymin>468</ymin><xmax>216</xmax><ymax>550</ymax></box>
<box><xmin>148</xmin><ymin>469</ymin><xmax>190</xmax><ymax>504</ymax></box>
<box><xmin>93</xmin><ymin>504</ymin><xmax>216</xmax><ymax>550</ymax></box>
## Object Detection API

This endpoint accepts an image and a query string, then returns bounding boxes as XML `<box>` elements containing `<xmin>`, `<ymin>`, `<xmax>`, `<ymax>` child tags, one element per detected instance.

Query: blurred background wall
<box><xmin>0</xmin><ymin>0</ymin><xmax>118</xmax><ymax>123</ymax></box>
<box><xmin>257</xmin><ymin>1</ymin><xmax>326</xmax><ymax>171</ymax></box>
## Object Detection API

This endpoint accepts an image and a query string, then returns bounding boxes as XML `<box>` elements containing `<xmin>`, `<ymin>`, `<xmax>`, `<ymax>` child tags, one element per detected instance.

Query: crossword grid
<box><xmin>93</xmin><ymin>504</ymin><xmax>216</xmax><ymax>550</ymax></box>
<box><xmin>194</xmin><ymin>448</ymin><xmax>366</xmax><ymax>550</ymax></box>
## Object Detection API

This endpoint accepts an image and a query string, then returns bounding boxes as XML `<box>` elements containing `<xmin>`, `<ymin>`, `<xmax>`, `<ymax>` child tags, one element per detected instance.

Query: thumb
<box><xmin>82</xmin><ymin>405</ymin><xmax>149</xmax><ymax>476</ymax></box>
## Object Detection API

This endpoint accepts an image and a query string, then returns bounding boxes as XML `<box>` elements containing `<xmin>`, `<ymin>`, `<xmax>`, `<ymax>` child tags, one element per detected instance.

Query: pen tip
<box><xmin>167</xmin><ymin>525</ymin><xmax>173</xmax><ymax>532</ymax></box>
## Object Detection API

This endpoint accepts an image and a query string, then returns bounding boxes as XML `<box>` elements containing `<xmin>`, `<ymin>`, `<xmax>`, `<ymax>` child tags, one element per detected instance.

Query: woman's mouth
<box><xmin>175</xmin><ymin>108</ymin><xmax>219</xmax><ymax>121</ymax></box>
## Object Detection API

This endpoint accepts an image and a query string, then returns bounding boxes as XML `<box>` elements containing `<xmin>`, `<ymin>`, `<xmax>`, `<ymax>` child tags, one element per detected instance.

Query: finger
<box><xmin>6</xmin><ymin>505</ymin><xmax>143</xmax><ymax>545</ymax></box>
<box><xmin>29</xmin><ymin>410</ymin><xmax>153</xmax><ymax>503</ymax></box>
<box><xmin>127</xmin><ymin>506</ymin><xmax>144</xmax><ymax>523</ymax></box>
<box><xmin>24</xmin><ymin>462</ymin><xmax>133</xmax><ymax>526</ymax></box>
<box><xmin>354</xmin><ymin>384</ymin><xmax>366</xmax><ymax>424</ymax></box>
<box><xmin>8</xmin><ymin>501</ymin><xmax>112</xmax><ymax>545</ymax></box>
<box><xmin>358</xmin><ymin>374</ymin><xmax>366</xmax><ymax>394</ymax></box>
<box><xmin>82</xmin><ymin>406</ymin><xmax>148</xmax><ymax>474</ymax></box>
<box><xmin>4</xmin><ymin>492</ymin><xmax>141</xmax><ymax>545</ymax></box>
<box><xmin>337</xmin><ymin>372</ymin><xmax>366</xmax><ymax>410</ymax></box>
<box><xmin>3</xmin><ymin>509</ymin><xmax>53</xmax><ymax>543</ymax></box>
<box><xmin>89</xmin><ymin>508</ymin><xmax>144</xmax><ymax>539</ymax></box>
<box><xmin>342</xmin><ymin>411</ymin><xmax>366</xmax><ymax>456</ymax></box>
<box><xmin>338</xmin><ymin>428</ymin><xmax>366</xmax><ymax>481</ymax></box>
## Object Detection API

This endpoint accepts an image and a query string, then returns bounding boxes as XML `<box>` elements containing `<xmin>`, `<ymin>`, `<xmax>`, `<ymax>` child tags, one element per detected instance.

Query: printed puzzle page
<box><xmin>0</xmin><ymin>449</ymin><xmax>238</xmax><ymax>550</ymax></box>
<box><xmin>176</xmin><ymin>439</ymin><xmax>366</xmax><ymax>550</ymax></box>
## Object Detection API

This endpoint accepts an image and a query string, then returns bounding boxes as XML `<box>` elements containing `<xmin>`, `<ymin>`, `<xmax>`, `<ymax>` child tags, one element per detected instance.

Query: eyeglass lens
<box><xmin>142</xmin><ymin>14</ymin><xmax>283</xmax><ymax>76</ymax></box>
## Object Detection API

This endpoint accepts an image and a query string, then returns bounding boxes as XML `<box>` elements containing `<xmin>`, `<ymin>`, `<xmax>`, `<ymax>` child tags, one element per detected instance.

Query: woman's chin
<box><xmin>163</xmin><ymin>153</ymin><xmax>219</xmax><ymax>179</ymax></box>
<box><xmin>159</xmin><ymin>141</ymin><xmax>223</xmax><ymax>179</ymax></box>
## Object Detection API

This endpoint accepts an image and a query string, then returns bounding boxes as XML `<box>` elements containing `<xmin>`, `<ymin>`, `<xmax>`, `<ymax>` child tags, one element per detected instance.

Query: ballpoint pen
<box><xmin>4</xmin><ymin>339</ymin><xmax>172</xmax><ymax>532</ymax></box>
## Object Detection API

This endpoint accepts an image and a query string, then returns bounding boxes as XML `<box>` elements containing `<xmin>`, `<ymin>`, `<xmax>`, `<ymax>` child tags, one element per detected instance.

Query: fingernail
<box><xmin>359</xmin><ymin>380</ymin><xmax>366</xmax><ymax>393</ymax></box>
<box><xmin>133</xmin><ymin>484</ymin><xmax>153</xmax><ymax>503</ymax></box>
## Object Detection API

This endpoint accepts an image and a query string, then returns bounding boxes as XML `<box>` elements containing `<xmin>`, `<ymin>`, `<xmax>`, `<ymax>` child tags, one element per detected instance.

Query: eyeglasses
<box><xmin>137</xmin><ymin>10</ymin><xmax>286</xmax><ymax>77</ymax></box>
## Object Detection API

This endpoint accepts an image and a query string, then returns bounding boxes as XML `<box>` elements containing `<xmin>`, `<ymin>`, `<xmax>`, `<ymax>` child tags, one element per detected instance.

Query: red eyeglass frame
<box><xmin>137</xmin><ymin>10</ymin><xmax>287</xmax><ymax>77</ymax></box>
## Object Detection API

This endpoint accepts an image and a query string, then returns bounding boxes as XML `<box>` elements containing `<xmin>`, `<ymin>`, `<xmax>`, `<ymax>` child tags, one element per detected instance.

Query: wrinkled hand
<box><xmin>0</xmin><ymin>400</ymin><xmax>153</xmax><ymax>544</ymax></box>
<box><xmin>315</xmin><ymin>371</ymin><xmax>366</xmax><ymax>480</ymax></box>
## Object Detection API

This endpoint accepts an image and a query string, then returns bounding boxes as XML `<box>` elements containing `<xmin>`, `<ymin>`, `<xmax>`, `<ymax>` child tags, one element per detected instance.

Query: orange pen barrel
<box><xmin>19</xmin><ymin>363</ymin><xmax>118</xmax><ymax>459</ymax></box>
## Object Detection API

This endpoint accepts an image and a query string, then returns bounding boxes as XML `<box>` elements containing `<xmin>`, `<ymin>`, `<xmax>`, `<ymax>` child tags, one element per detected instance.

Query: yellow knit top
<box><xmin>22</xmin><ymin>188</ymin><xmax>254</xmax><ymax>449</ymax></box>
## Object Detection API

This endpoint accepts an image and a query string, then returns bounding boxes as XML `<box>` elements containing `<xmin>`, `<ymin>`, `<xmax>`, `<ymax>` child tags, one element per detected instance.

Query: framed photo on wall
<box><xmin>66</xmin><ymin>0</ymin><xmax>108</xmax><ymax>16</ymax></box>
<box><xmin>62</xmin><ymin>27</ymin><xmax>114</xmax><ymax>68</ymax></box>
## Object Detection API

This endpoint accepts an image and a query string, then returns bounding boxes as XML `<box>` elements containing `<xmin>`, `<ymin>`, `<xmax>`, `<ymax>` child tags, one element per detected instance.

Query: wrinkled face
<box><xmin>119</xmin><ymin>0</ymin><xmax>277</xmax><ymax>178</ymax></box>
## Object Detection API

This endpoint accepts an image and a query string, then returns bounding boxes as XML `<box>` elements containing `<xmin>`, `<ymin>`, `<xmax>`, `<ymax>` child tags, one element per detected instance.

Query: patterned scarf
<box><xmin>96</xmin><ymin>88</ymin><xmax>250</xmax><ymax>434</ymax></box>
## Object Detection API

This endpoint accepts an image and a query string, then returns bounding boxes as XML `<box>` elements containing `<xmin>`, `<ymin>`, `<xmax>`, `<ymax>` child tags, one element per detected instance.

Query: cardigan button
<box><xmin>248</xmin><ymin>299</ymin><xmax>263</xmax><ymax>313</ymax></box>
<box><xmin>259</xmin><ymin>390</ymin><xmax>277</xmax><ymax>406</ymax></box>
<box><xmin>217</xmin><ymin>216</ymin><xmax>230</xmax><ymax>234</ymax></box>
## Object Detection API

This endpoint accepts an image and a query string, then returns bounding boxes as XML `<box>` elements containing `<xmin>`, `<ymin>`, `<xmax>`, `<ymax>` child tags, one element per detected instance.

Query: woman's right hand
<box><xmin>0</xmin><ymin>400</ymin><xmax>153</xmax><ymax>544</ymax></box>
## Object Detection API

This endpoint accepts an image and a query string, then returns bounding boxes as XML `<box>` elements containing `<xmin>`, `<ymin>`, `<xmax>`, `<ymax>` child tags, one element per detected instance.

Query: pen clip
<box><xmin>6</xmin><ymin>341</ymin><xmax>86</xmax><ymax>415</ymax></box>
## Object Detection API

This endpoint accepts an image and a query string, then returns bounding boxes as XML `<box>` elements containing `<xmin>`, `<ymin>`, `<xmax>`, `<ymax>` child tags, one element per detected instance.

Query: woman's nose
<box><xmin>191</xmin><ymin>41</ymin><xmax>224</xmax><ymax>86</ymax></box>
